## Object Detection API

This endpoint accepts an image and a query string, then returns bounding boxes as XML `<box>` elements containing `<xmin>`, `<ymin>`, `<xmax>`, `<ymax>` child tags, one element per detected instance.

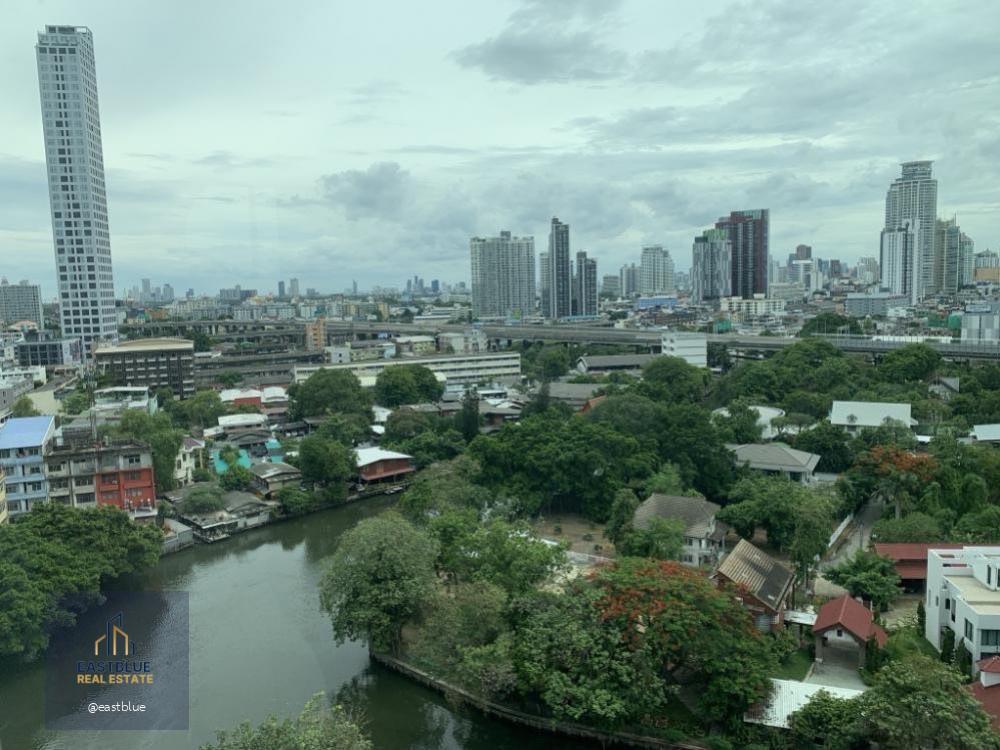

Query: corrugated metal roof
<box><xmin>715</xmin><ymin>539</ymin><xmax>793</xmax><ymax>613</ymax></box>
<box><xmin>731</xmin><ymin>442</ymin><xmax>820</xmax><ymax>473</ymax></box>
<box><xmin>745</xmin><ymin>679</ymin><xmax>863</xmax><ymax>728</ymax></box>
<box><xmin>0</xmin><ymin>416</ymin><xmax>54</xmax><ymax>450</ymax></box>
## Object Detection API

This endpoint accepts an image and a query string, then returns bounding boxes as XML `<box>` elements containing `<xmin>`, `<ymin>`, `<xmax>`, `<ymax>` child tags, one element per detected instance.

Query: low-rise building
<box><xmin>95</xmin><ymin>337</ymin><xmax>195</xmax><ymax>398</ymax></box>
<box><xmin>293</xmin><ymin>351</ymin><xmax>522</xmax><ymax>388</ymax></box>
<box><xmin>0</xmin><ymin>465</ymin><xmax>7</xmax><ymax>525</ymax></box>
<box><xmin>354</xmin><ymin>447</ymin><xmax>415</xmax><ymax>484</ymax></box>
<box><xmin>174</xmin><ymin>436</ymin><xmax>205</xmax><ymax>487</ymax></box>
<box><xmin>0</xmin><ymin>416</ymin><xmax>55</xmax><ymax>517</ymax></box>
<box><xmin>713</xmin><ymin>405</ymin><xmax>786</xmax><ymax>440</ymax></box>
<box><xmin>45</xmin><ymin>438</ymin><xmax>156</xmax><ymax>514</ymax></box>
<box><xmin>633</xmin><ymin>493</ymin><xmax>728</xmax><ymax>567</ymax></box>
<box><xmin>713</xmin><ymin>539</ymin><xmax>794</xmax><ymax>632</ymax></box>
<box><xmin>812</xmin><ymin>593</ymin><xmax>887</xmax><ymax>668</ymax></box>
<box><xmin>0</xmin><ymin>376</ymin><xmax>34</xmax><ymax>411</ymax></box>
<box><xmin>926</xmin><ymin>546</ymin><xmax>1000</xmax><ymax>673</ymax></box>
<box><xmin>844</xmin><ymin>292</ymin><xmax>907</xmax><ymax>317</ymax></box>
<box><xmin>972</xmin><ymin>424</ymin><xmax>1000</xmax><ymax>445</ymax></box>
<box><xmin>969</xmin><ymin>656</ymin><xmax>1000</xmax><ymax>731</ymax></box>
<box><xmin>575</xmin><ymin>353</ymin><xmax>655</xmax><ymax>375</ymax></box>
<box><xmin>829</xmin><ymin>400</ymin><xmax>916</xmax><ymax>435</ymax></box>
<box><xmin>729</xmin><ymin>442</ymin><xmax>820</xmax><ymax>483</ymax></box>
<box><xmin>16</xmin><ymin>332</ymin><xmax>83</xmax><ymax>368</ymax></box>
<box><xmin>249</xmin><ymin>461</ymin><xmax>301</xmax><ymax>497</ymax></box>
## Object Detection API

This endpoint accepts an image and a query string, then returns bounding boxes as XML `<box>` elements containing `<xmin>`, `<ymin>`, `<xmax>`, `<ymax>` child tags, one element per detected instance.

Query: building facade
<box><xmin>640</xmin><ymin>245</ymin><xmax>674</xmax><ymax>295</ymax></box>
<box><xmin>45</xmin><ymin>439</ymin><xmax>156</xmax><ymax>512</ymax></box>
<box><xmin>573</xmin><ymin>251</ymin><xmax>597</xmax><ymax>316</ymax></box>
<box><xmin>880</xmin><ymin>225</ymin><xmax>915</xmax><ymax>298</ymax></box>
<box><xmin>94</xmin><ymin>337</ymin><xmax>195</xmax><ymax>398</ymax></box>
<box><xmin>619</xmin><ymin>263</ymin><xmax>639</xmax><ymax>298</ymax></box>
<box><xmin>294</xmin><ymin>350</ymin><xmax>521</xmax><ymax>388</ymax></box>
<box><xmin>0</xmin><ymin>280</ymin><xmax>44</xmax><ymax>328</ymax></box>
<box><xmin>36</xmin><ymin>26</ymin><xmax>118</xmax><ymax>351</ymax></box>
<box><xmin>661</xmin><ymin>331</ymin><xmax>707</xmax><ymax>368</ymax></box>
<box><xmin>926</xmin><ymin>547</ymin><xmax>1000</xmax><ymax>673</ymax></box>
<box><xmin>717</xmin><ymin>209</ymin><xmax>769</xmax><ymax>299</ymax></box>
<box><xmin>544</xmin><ymin>218</ymin><xmax>571</xmax><ymax>319</ymax></box>
<box><xmin>883</xmin><ymin>161</ymin><xmax>938</xmax><ymax>302</ymax></box>
<box><xmin>601</xmin><ymin>275</ymin><xmax>621</xmax><ymax>298</ymax></box>
<box><xmin>691</xmin><ymin>228</ymin><xmax>732</xmax><ymax>303</ymax></box>
<box><xmin>0</xmin><ymin>416</ymin><xmax>56</xmax><ymax>517</ymax></box>
<box><xmin>469</xmin><ymin>231</ymin><xmax>536</xmax><ymax>319</ymax></box>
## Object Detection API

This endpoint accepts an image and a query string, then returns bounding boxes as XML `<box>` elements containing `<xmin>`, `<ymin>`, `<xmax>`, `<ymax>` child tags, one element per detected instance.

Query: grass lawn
<box><xmin>885</xmin><ymin>625</ymin><xmax>937</xmax><ymax>660</ymax></box>
<box><xmin>772</xmin><ymin>647</ymin><xmax>813</xmax><ymax>680</ymax></box>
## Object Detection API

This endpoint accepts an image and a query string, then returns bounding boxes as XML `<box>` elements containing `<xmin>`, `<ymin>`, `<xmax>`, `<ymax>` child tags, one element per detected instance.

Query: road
<box><xmin>821</xmin><ymin>500</ymin><xmax>884</xmax><ymax>571</ymax></box>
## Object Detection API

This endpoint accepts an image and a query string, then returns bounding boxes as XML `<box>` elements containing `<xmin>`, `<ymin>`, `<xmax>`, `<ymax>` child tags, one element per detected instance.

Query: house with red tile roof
<box><xmin>874</xmin><ymin>542</ymin><xmax>963</xmax><ymax>592</ymax></box>
<box><xmin>813</xmin><ymin>593</ymin><xmax>887</xmax><ymax>668</ymax></box>
<box><xmin>969</xmin><ymin>656</ymin><xmax>1000</xmax><ymax>731</ymax></box>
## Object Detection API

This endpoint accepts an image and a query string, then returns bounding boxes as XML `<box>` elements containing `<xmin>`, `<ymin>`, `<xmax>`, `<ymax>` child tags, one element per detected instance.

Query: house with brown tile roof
<box><xmin>813</xmin><ymin>593</ymin><xmax>887</xmax><ymax>668</ymax></box>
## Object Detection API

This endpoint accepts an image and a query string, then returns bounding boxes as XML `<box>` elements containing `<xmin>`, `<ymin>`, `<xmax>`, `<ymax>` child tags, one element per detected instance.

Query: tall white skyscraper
<box><xmin>640</xmin><ymin>246</ymin><xmax>675</xmax><ymax>295</ymax></box>
<box><xmin>36</xmin><ymin>25</ymin><xmax>117</xmax><ymax>350</ymax></box>
<box><xmin>883</xmin><ymin>161</ymin><xmax>937</xmax><ymax>302</ymax></box>
<box><xmin>880</xmin><ymin>226</ymin><xmax>914</xmax><ymax>298</ymax></box>
<box><xmin>470</xmin><ymin>231</ymin><xmax>536</xmax><ymax>319</ymax></box>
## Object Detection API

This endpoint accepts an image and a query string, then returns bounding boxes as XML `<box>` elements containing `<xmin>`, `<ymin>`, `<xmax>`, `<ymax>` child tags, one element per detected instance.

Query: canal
<box><xmin>0</xmin><ymin>498</ymin><xmax>589</xmax><ymax>750</ymax></box>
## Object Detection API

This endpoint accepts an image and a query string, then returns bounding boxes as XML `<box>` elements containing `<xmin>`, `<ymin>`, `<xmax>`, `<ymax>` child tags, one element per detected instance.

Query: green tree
<box><xmin>639</xmin><ymin>355</ymin><xmax>708</xmax><ymax>404</ymax></box>
<box><xmin>298</xmin><ymin>435</ymin><xmax>354</xmax><ymax>492</ymax></box>
<box><xmin>860</xmin><ymin>656</ymin><xmax>998</xmax><ymax>750</ymax></box>
<box><xmin>717</xmin><ymin>476</ymin><xmax>816</xmax><ymax>550</ymax></box>
<box><xmin>798</xmin><ymin>312</ymin><xmax>861</xmax><ymax>337</ymax></box>
<box><xmin>604</xmin><ymin>488</ymin><xmax>639</xmax><ymax>546</ymax></box>
<box><xmin>917</xmin><ymin>599</ymin><xmax>926</xmax><ymax>633</ymax></box>
<box><xmin>787</xmin><ymin>689</ymin><xmax>863</xmax><ymax>750</ymax></box>
<box><xmin>175</xmin><ymin>389</ymin><xmax>227</xmax><ymax>429</ymax></box>
<box><xmin>792</xmin><ymin>421</ymin><xmax>857</xmax><ymax>473</ymax></box>
<box><xmin>616</xmin><ymin>516</ymin><xmax>685</xmax><ymax>560</ymax></box>
<box><xmin>871</xmin><ymin>512</ymin><xmax>943</xmax><ymax>543</ymax></box>
<box><xmin>456</xmin><ymin>390</ymin><xmax>481</xmax><ymax>442</ymax></box>
<box><xmin>789</xmin><ymin>492</ymin><xmax>835</xmax><ymax>592</ymax></box>
<box><xmin>940</xmin><ymin>628</ymin><xmax>955</xmax><ymax>663</ymax></box>
<box><xmin>275</xmin><ymin>486</ymin><xmax>318</xmax><ymax>516</ymax></box>
<box><xmin>61</xmin><ymin>390</ymin><xmax>91</xmax><ymax>415</ymax></box>
<box><xmin>0</xmin><ymin>504</ymin><xmax>161</xmax><ymax>660</ymax></box>
<box><xmin>955</xmin><ymin>639</ymin><xmax>972</xmax><ymax>678</ymax></box>
<box><xmin>181</xmin><ymin>485</ymin><xmax>226</xmax><ymax>515</ymax></box>
<box><xmin>220</xmin><ymin>464</ymin><xmax>254</xmax><ymax>492</ymax></box>
<box><xmin>373</xmin><ymin>365</ymin><xmax>443</xmax><ymax>407</ymax></box>
<box><xmin>316</xmin><ymin>413</ymin><xmax>370</xmax><ymax>447</ymax></box>
<box><xmin>826</xmin><ymin>550</ymin><xmax>901</xmax><ymax>611</ymax></box>
<box><xmin>288</xmin><ymin>369</ymin><xmax>371</xmax><ymax>421</ymax></box>
<box><xmin>397</xmin><ymin>456</ymin><xmax>492</xmax><ymax>522</ymax></box>
<box><xmin>460</xmin><ymin>520</ymin><xmax>566</xmax><ymax>594</ymax></box>
<box><xmin>319</xmin><ymin>514</ymin><xmax>437</xmax><ymax>653</ymax></box>
<box><xmin>200</xmin><ymin>693</ymin><xmax>371</xmax><ymax>750</ymax></box>
<box><xmin>217</xmin><ymin>371</ymin><xmax>243</xmax><ymax>388</ymax></box>
<box><xmin>10</xmin><ymin>396</ymin><xmax>40</xmax><ymax>417</ymax></box>
<box><xmin>879</xmin><ymin>344</ymin><xmax>942</xmax><ymax>383</ymax></box>
<box><xmin>642</xmin><ymin>463</ymin><xmax>692</xmax><ymax>496</ymax></box>
<box><xmin>534</xmin><ymin>346</ymin><xmax>570</xmax><ymax>380</ymax></box>
<box><xmin>713</xmin><ymin>400</ymin><xmax>764</xmax><ymax>444</ymax></box>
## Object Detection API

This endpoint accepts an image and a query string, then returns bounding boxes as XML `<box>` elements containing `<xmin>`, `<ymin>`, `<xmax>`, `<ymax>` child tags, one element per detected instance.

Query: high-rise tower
<box><xmin>36</xmin><ymin>25</ymin><xmax>117</xmax><ymax>350</ymax></box>
<box><xmin>716</xmin><ymin>209</ymin><xmax>769</xmax><ymax>299</ymax></box>
<box><xmin>883</xmin><ymin>161</ymin><xmax>937</xmax><ymax>302</ymax></box>
<box><xmin>545</xmin><ymin>218</ymin><xmax>571</xmax><ymax>319</ymax></box>
<box><xmin>470</xmin><ymin>231</ymin><xmax>536</xmax><ymax>319</ymax></box>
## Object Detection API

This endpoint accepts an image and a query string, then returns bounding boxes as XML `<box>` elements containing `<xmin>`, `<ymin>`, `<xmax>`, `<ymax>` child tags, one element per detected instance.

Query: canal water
<box><xmin>0</xmin><ymin>498</ymin><xmax>589</xmax><ymax>750</ymax></box>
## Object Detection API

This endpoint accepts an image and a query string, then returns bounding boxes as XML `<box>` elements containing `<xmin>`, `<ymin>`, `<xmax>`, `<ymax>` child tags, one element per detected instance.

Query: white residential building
<box><xmin>640</xmin><ymin>246</ymin><xmax>675</xmax><ymax>295</ymax></box>
<box><xmin>661</xmin><ymin>331</ymin><xmax>707</xmax><ymax>368</ymax></box>
<box><xmin>926</xmin><ymin>547</ymin><xmax>1000</xmax><ymax>673</ymax></box>
<box><xmin>36</xmin><ymin>26</ymin><xmax>118</xmax><ymax>350</ymax></box>
<box><xmin>720</xmin><ymin>294</ymin><xmax>785</xmax><ymax>320</ymax></box>
<box><xmin>829</xmin><ymin>400</ymin><xmax>916</xmax><ymax>435</ymax></box>
<box><xmin>469</xmin><ymin>231</ymin><xmax>535</xmax><ymax>319</ymax></box>
<box><xmin>0</xmin><ymin>280</ymin><xmax>44</xmax><ymax>328</ymax></box>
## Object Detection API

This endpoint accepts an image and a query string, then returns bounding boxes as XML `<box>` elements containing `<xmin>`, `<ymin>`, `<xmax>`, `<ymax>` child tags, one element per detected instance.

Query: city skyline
<box><xmin>2</xmin><ymin>2</ymin><xmax>998</xmax><ymax>298</ymax></box>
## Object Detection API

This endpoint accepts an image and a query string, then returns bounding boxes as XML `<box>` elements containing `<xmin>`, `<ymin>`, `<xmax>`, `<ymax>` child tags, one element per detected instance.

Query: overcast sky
<box><xmin>2</xmin><ymin>0</ymin><xmax>999</xmax><ymax>299</ymax></box>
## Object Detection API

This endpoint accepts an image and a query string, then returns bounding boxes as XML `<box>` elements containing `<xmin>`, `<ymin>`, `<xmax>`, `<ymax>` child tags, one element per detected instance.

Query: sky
<box><xmin>2</xmin><ymin>0</ymin><xmax>999</xmax><ymax>299</ymax></box>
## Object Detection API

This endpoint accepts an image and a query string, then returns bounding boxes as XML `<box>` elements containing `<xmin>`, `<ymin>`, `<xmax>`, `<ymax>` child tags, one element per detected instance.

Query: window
<box><xmin>990</xmin><ymin>567</ymin><xmax>994</xmax><ymax>586</ymax></box>
<box><xmin>966</xmin><ymin>620</ymin><xmax>974</xmax><ymax>642</ymax></box>
<box><xmin>945</xmin><ymin>598</ymin><xmax>951</xmax><ymax>610</ymax></box>
<box><xmin>983</xmin><ymin>630</ymin><xmax>1000</xmax><ymax>648</ymax></box>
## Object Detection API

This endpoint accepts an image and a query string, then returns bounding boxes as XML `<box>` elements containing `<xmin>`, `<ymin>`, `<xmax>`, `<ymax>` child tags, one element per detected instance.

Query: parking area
<box><xmin>804</xmin><ymin>643</ymin><xmax>867</xmax><ymax>691</ymax></box>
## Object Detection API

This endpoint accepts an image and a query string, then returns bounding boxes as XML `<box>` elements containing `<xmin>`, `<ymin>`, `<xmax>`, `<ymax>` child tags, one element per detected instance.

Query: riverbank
<box><xmin>370</xmin><ymin>652</ymin><xmax>708</xmax><ymax>750</ymax></box>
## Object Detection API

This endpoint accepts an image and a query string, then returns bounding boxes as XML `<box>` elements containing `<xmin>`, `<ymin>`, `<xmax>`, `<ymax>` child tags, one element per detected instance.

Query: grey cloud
<box><xmin>192</xmin><ymin>151</ymin><xmax>275</xmax><ymax>169</ymax></box>
<box><xmin>454</xmin><ymin>29</ymin><xmax>628</xmax><ymax>84</ymax></box>
<box><xmin>319</xmin><ymin>162</ymin><xmax>413</xmax><ymax>220</ymax></box>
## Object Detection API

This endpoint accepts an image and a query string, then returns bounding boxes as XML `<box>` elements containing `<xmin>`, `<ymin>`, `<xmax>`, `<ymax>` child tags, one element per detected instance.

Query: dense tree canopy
<box><xmin>469</xmin><ymin>412</ymin><xmax>657</xmax><ymax>520</ymax></box>
<box><xmin>298</xmin><ymin>434</ymin><xmax>354</xmax><ymax>494</ymax></box>
<box><xmin>825</xmin><ymin>550</ymin><xmax>901</xmax><ymax>610</ymax></box>
<box><xmin>320</xmin><ymin>513</ymin><xmax>438</xmax><ymax>653</ymax></box>
<box><xmin>373</xmin><ymin>365</ymin><xmax>444</xmax><ymax>407</ymax></box>
<box><xmin>107</xmin><ymin>410</ymin><xmax>184</xmax><ymax>492</ymax></box>
<box><xmin>0</xmin><ymin>505</ymin><xmax>161</xmax><ymax>660</ymax></box>
<box><xmin>288</xmin><ymin>369</ymin><xmax>372</xmax><ymax>421</ymax></box>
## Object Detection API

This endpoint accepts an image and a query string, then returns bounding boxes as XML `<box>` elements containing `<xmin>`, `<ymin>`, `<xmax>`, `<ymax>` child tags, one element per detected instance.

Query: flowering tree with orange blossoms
<box><xmin>589</xmin><ymin>559</ymin><xmax>776</xmax><ymax>726</ymax></box>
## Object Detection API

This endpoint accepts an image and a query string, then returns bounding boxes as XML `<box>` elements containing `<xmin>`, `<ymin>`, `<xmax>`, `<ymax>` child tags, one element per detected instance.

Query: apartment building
<box><xmin>45</xmin><ymin>437</ymin><xmax>156</xmax><ymax>513</ymax></box>
<box><xmin>0</xmin><ymin>416</ymin><xmax>56</xmax><ymax>517</ymax></box>
<box><xmin>95</xmin><ymin>337</ymin><xmax>195</xmax><ymax>398</ymax></box>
